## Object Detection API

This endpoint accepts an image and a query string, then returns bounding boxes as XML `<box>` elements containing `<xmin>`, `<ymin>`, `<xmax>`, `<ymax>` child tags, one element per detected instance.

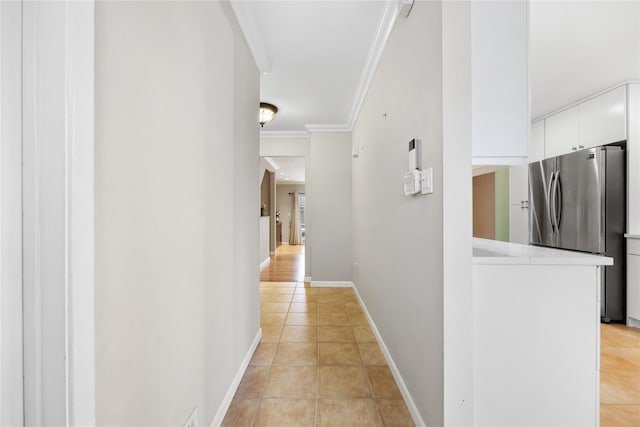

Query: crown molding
<box><xmin>260</xmin><ymin>130</ymin><xmax>310</xmax><ymax>139</ymax></box>
<box><xmin>346</xmin><ymin>0</ymin><xmax>400</xmax><ymax>130</ymax></box>
<box><xmin>304</xmin><ymin>124</ymin><xmax>352</xmax><ymax>133</ymax></box>
<box><xmin>253</xmin><ymin>0</ymin><xmax>403</xmax><ymax>136</ymax></box>
<box><xmin>229</xmin><ymin>0</ymin><xmax>272</xmax><ymax>75</ymax></box>
<box><xmin>532</xmin><ymin>80</ymin><xmax>640</xmax><ymax>122</ymax></box>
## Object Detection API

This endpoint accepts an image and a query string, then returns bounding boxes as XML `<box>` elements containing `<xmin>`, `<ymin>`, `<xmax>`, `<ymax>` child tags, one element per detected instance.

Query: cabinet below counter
<box><xmin>472</xmin><ymin>238</ymin><xmax>609</xmax><ymax>426</ymax></box>
<box><xmin>626</xmin><ymin>234</ymin><xmax>640</xmax><ymax>327</ymax></box>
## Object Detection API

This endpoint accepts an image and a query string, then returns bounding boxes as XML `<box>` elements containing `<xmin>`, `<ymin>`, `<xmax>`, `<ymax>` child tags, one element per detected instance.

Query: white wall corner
<box><xmin>210</xmin><ymin>329</ymin><xmax>262</xmax><ymax>427</ymax></box>
<box><xmin>351</xmin><ymin>285</ymin><xmax>426</xmax><ymax>427</ymax></box>
<box><xmin>346</xmin><ymin>0</ymin><xmax>400</xmax><ymax>130</ymax></box>
<box><xmin>229</xmin><ymin>1</ymin><xmax>271</xmax><ymax>75</ymax></box>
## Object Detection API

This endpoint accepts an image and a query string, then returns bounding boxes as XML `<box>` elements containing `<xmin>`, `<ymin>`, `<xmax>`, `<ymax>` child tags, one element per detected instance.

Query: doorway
<box><xmin>259</xmin><ymin>156</ymin><xmax>305</xmax><ymax>282</ymax></box>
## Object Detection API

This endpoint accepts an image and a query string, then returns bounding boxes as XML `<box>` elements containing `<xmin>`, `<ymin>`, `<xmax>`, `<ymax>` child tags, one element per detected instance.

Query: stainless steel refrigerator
<box><xmin>529</xmin><ymin>145</ymin><xmax>626</xmax><ymax>322</ymax></box>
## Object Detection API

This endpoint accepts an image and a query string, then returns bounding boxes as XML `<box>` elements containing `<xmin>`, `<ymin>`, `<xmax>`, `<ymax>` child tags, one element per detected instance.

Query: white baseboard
<box><xmin>352</xmin><ymin>284</ymin><xmax>426</xmax><ymax>427</ymax></box>
<box><xmin>310</xmin><ymin>281</ymin><xmax>354</xmax><ymax>288</ymax></box>
<box><xmin>304</xmin><ymin>276</ymin><xmax>312</xmax><ymax>283</ymax></box>
<box><xmin>210</xmin><ymin>328</ymin><xmax>262</xmax><ymax>427</ymax></box>
<box><xmin>270</xmin><ymin>251</ymin><xmax>275</xmax><ymax>256</ymax></box>
<box><xmin>628</xmin><ymin>317</ymin><xmax>640</xmax><ymax>328</ymax></box>
<box><xmin>260</xmin><ymin>257</ymin><xmax>270</xmax><ymax>269</ymax></box>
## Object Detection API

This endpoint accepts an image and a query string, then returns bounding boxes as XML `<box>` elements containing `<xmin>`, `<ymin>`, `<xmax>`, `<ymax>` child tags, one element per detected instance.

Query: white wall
<box><xmin>260</xmin><ymin>217</ymin><xmax>270</xmax><ymax>264</ymax></box>
<box><xmin>351</xmin><ymin>1</ymin><xmax>445</xmax><ymax>425</ymax></box>
<box><xmin>276</xmin><ymin>183</ymin><xmax>305</xmax><ymax>244</ymax></box>
<box><xmin>95</xmin><ymin>2</ymin><xmax>260</xmax><ymax>425</ymax></box>
<box><xmin>441</xmin><ymin>1</ymin><xmax>473</xmax><ymax>424</ymax></box>
<box><xmin>309</xmin><ymin>132</ymin><xmax>352</xmax><ymax>282</ymax></box>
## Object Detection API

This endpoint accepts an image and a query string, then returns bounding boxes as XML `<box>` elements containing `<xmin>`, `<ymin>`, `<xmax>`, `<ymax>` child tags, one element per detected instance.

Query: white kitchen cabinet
<box><xmin>473</xmin><ymin>240</ymin><xmax>606</xmax><ymax>426</ymax></box>
<box><xmin>628</xmin><ymin>251</ymin><xmax>640</xmax><ymax>327</ymax></box>
<box><xmin>627</xmin><ymin>84</ymin><xmax>640</xmax><ymax>235</ymax></box>
<box><xmin>580</xmin><ymin>86</ymin><xmax>626</xmax><ymax>149</ymax></box>
<box><xmin>471</xmin><ymin>0</ymin><xmax>528</xmax><ymax>164</ymax></box>
<box><xmin>530</xmin><ymin>120</ymin><xmax>545</xmax><ymax>162</ymax></box>
<box><xmin>545</xmin><ymin>105</ymin><xmax>580</xmax><ymax>158</ymax></box>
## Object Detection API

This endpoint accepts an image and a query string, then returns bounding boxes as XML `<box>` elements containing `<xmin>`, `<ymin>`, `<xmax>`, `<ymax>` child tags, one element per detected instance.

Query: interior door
<box><xmin>528</xmin><ymin>158</ymin><xmax>556</xmax><ymax>246</ymax></box>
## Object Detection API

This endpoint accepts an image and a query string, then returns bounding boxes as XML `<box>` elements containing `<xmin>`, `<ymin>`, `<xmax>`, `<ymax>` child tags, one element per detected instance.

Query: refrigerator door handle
<box><xmin>548</xmin><ymin>171</ymin><xmax>557</xmax><ymax>232</ymax></box>
<box><xmin>555</xmin><ymin>173</ymin><xmax>562</xmax><ymax>230</ymax></box>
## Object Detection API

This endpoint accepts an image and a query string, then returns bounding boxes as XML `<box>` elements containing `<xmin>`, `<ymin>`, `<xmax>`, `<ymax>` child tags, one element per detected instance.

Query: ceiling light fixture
<box><xmin>259</xmin><ymin>102</ymin><xmax>278</xmax><ymax>127</ymax></box>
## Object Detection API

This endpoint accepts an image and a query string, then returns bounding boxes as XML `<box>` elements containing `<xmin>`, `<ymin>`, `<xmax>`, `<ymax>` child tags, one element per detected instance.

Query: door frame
<box><xmin>0</xmin><ymin>1</ymin><xmax>25</xmax><ymax>424</ymax></box>
<box><xmin>20</xmin><ymin>1</ymin><xmax>96</xmax><ymax>424</ymax></box>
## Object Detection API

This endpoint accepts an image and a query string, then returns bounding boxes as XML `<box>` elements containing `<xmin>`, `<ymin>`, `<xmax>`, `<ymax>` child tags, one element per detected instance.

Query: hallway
<box><xmin>260</xmin><ymin>244</ymin><xmax>305</xmax><ymax>282</ymax></box>
<box><xmin>222</xmin><ymin>282</ymin><xmax>415</xmax><ymax>426</ymax></box>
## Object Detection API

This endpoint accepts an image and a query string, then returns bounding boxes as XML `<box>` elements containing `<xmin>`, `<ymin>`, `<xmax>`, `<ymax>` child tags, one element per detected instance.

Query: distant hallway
<box><xmin>260</xmin><ymin>244</ymin><xmax>305</xmax><ymax>282</ymax></box>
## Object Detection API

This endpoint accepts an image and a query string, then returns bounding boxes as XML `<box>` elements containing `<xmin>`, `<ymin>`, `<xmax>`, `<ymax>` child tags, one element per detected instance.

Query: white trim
<box><xmin>351</xmin><ymin>284</ymin><xmax>426</xmax><ymax>427</ymax></box>
<box><xmin>260</xmin><ymin>156</ymin><xmax>279</xmax><ymax>172</ymax></box>
<box><xmin>346</xmin><ymin>0</ymin><xmax>399</xmax><ymax>130</ymax></box>
<box><xmin>628</xmin><ymin>317</ymin><xmax>640</xmax><ymax>328</ymax></box>
<box><xmin>229</xmin><ymin>1</ymin><xmax>271</xmax><ymax>75</ymax></box>
<box><xmin>22</xmin><ymin>2</ymin><xmax>96</xmax><ymax>423</ymax></box>
<box><xmin>310</xmin><ymin>281</ymin><xmax>353</xmax><ymax>288</ymax></box>
<box><xmin>269</xmin><ymin>251</ymin><xmax>276</xmax><ymax>256</ymax></box>
<box><xmin>303</xmin><ymin>276</ymin><xmax>312</xmax><ymax>283</ymax></box>
<box><xmin>66</xmin><ymin>2</ymin><xmax>96</xmax><ymax>424</ymax></box>
<box><xmin>533</xmin><ymin>80</ymin><xmax>640</xmax><ymax>122</ymax></box>
<box><xmin>260</xmin><ymin>257</ymin><xmax>270</xmax><ymax>270</ymax></box>
<box><xmin>260</xmin><ymin>130</ymin><xmax>310</xmax><ymax>138</ymax></box>
<box><xmin>210</xmin><ymin>328</ymin><xmax>262</xmax><ymax>427</ymax></box>
<box><xmin>304</xmin><ymin>124</ymin><xmax>351</xmax><ymax>133</ymax></box>
<box><xmin>0</xmin><ymin>1</ymin><xmax>25</xmax><ymax>424</ymax></box>
<box><xmin>472</xmin><ymin>156</ymin><xmax>526</xmax><ymax>166</ymax></box>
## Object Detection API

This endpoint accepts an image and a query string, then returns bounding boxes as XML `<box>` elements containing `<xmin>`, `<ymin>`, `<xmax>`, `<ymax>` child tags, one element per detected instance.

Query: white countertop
<box><xmin>625</xmin><ymin>233</ymin><xmax>640</xmax><ymax>239</ymax></box>
<box><xmin>473</xmin><ymin>238</ymin><xmax>613</xmax><ymax>266</ymax></box>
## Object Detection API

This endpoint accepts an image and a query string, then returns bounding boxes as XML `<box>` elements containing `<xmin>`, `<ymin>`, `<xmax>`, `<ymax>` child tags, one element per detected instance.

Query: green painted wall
<box><xmin>494</xmin><ymin>168</ymin><xmax>510</xmax><ymax>242</ymax></box>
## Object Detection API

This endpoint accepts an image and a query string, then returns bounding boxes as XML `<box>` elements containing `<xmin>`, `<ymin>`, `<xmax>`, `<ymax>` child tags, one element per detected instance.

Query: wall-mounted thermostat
<box><xmin>404</xmin><ymin>138</ymin><xmax>433</xmax><ymax>196</ymax></box>
<box><xmin>404</xmin><ymin>170</ymin><xmax>422</xmax><ymax>195</ymax></box>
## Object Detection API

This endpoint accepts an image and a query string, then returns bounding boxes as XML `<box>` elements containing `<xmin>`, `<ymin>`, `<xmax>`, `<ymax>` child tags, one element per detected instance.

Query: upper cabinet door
<box><xmin>580</xmin><ymin>86</ymin><xmax>626</xmax><ymax>149</ymax></box>
<box><xmin>545</xmin><ymin>105</ymin><xmax>580</xmax><ymax>158</ymax></box>
<box><xmin>530</xmin><ymin>120</ymin><xmax>545</xmax><ymax>162</ymax></box>
<box><xmin>471</xmin><ymin>1</ymin><xmax>528</xmax><ymax>163</ymax></box>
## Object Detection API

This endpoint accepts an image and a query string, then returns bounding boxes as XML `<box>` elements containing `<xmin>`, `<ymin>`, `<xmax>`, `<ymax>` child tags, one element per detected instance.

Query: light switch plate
<box><xmin>421</xmin><ymin>168</ymin><xmax>433</xmax><ymax>195</ymax></box>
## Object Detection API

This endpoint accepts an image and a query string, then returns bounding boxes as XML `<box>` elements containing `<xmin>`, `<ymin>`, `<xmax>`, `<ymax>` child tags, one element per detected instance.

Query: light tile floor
<box><xmin>600</xmin><ymin>323</ymin><xmax>640</xmax><ymax>426</ymax></box>
<box><xmin>222</xmin><ymin>282</ymin><xmax>415</xmax><ymax>427</ymax></box>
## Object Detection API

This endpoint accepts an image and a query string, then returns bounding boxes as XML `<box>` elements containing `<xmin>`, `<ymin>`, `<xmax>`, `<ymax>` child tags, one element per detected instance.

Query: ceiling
<box><xmin>234</xmin><ymin>1</ymin><xmax>640</xmax><ymax>133</ymax></box>
<box><xmin>232</xmin><ymin>0</ymin><xmax>391</xmax><ymax>133</ymax></box>
<box><xmin>530</xmin><ymin>1</ymin><xmax>640</xmax><ymax>119</ymax></box>
<box><xmin>269</xmin><ymin>156</ymin><xmax>306</xmax><ymax>184</ymax></box>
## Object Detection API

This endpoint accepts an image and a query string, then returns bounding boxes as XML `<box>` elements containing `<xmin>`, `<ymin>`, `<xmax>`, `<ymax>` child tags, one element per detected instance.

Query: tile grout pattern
<box><xmin>222</xmin><ymin>281</ymin><xmax>415</xmax><ymax>427</ymax></box>
<box><xmin>600</xmin><ymin>323</ymin><xmax>640</xmax><ymax>426</ymax></box>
